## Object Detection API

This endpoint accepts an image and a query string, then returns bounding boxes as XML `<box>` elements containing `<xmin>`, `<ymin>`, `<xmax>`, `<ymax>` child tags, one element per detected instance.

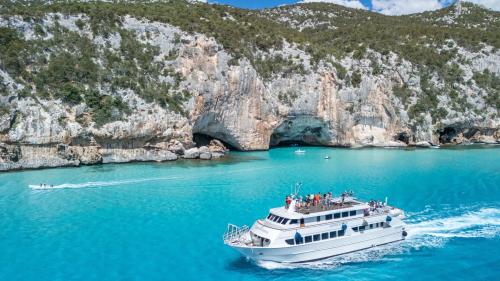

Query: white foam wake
<box><xmin>256</xmin><ymin>207</ymin><xmax>500</xmax><ymax>270</ymax></box>
<box><xmin>407</xmin><ymin>207</ymin><xmax>500</xmax><ymax>239</ymax></box>
<box><xmin>28</xmin><ymin>176</ymin><xmax>181</xmax><ymax>190</ymax></box>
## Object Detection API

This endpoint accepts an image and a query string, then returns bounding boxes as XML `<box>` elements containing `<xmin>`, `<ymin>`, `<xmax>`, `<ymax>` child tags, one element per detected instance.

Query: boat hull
<box><xmin>229</xmin><ymin>225</ymin><xmax>405</xmax><ymax>263</ymax></box>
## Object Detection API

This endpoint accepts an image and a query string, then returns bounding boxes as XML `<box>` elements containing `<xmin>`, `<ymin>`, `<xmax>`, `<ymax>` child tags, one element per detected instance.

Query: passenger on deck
<box><xmin>285</xmin><ymin>196</ymin><xmax>291</xmax><ymax>209</ymax></box>
<box><xmin>326</xmin><ymin>192</ymin><xmax>333</xmax><ymax>207</ymax></box>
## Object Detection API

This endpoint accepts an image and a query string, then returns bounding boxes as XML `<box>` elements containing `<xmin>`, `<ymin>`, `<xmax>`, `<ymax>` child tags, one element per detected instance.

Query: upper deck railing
<box><xmin>290</xmin><ymin>195</ymin><xmax>361</xmax><ymax>214</ymax></box>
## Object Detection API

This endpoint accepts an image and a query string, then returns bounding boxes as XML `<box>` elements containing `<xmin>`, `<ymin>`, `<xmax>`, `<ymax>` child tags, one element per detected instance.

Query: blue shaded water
<box><xmin>0</xmin><ymin>147</ymin><xmax>499</xmax><ymax>281</ymax></box>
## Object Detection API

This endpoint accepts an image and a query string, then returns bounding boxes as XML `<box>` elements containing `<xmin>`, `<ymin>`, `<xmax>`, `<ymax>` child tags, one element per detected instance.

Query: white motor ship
<box><xmin>223</xmin><ymin>190</ymin><xmax>407</xmax><ymax>263</ymax></box>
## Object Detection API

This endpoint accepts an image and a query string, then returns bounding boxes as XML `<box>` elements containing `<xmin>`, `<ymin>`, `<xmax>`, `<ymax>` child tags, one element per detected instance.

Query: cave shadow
<box><xmin>192</xmin><ymin>132</ymin><xmax>239</xmax><ymax>151</ymax></box>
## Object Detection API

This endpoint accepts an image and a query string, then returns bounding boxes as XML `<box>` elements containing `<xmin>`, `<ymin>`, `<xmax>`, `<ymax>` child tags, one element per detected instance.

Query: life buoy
<box><xmin>295</xmin><ymin>232</ymin><xmax>303</xmax><ymax>243</ymax></box>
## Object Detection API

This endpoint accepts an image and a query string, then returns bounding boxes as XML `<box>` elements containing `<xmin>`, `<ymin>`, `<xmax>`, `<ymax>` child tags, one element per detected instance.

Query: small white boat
<box><xmin>324</xmin><ymin>156</ymin><xmax>330</xmax><ymax>159</ymax></box>
<box><xmin>224</xmin><ymin>191</ymin><xmax>407</xmax><ymax>263</ymax></box>
<box><xmin>294</xmin><ymin>149</ymin><xmax>306</xmax><ymax>154</ymax></box>
<box><xmin>29</xmin><ymin>183</ymin><xmax>55</xmax><ymax>190</ymax></box>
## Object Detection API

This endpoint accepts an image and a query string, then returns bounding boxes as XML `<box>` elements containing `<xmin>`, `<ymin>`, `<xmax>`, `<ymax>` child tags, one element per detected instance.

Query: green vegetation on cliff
<box><xmin>0</xmin><ymin>0</ymin><xmax>498</xmax><ymax>127</ymax></box>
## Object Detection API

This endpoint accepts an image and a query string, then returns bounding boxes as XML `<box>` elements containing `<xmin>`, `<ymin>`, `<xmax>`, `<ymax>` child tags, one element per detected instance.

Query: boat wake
<box><xmin>28</xmin><ymin>176</ymin><xmax>182</xmax><ymax>190</ymax></box>
<box><xmin>406</xmin><ymin>207</ymin><xmax>500</xmax><ymax>240</ymax></box>
<box><xmin>27</xmin><ymin>166</ymin><xmax>276</xmax><ymax>190</ymax></box>
<box><xmin>255</xmin><ymin>207</ymin><xmax>500</xmax><ymax>270</ymax></box>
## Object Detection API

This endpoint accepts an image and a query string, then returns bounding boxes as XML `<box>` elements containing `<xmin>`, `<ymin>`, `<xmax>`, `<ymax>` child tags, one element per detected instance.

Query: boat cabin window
<box><xmin>352</xmin><ymin>227</ymin><xmax>359</xmax><ymax>232</ymax></box>
<box><xmin>334</xmin><ymin>213</ymin><xmax>340</xmax><ymax>219</ymax></box>
<box><xmin>292</xmin><ymin>229</ymin><xmax>348</xmax><ymax>245</ymax></box>
<box><xmin>281</xmin><ymin>218</ymin><xmax>289</xmax><ymax>225</ymax></box>
<box><xmin>267</xmin><ymin>214</ymin><xmax>272</xmax><ymax>219</ymax></box>
<box><xmin>370</xmin><ymin>224</ymin><xmax>373</xmax><ymax>229</ymax></box>
<box><xmin>325</xmin><ymin>214</ymin><xmax>332</xmax><ymax>220</ymax></box>
<box><xmin>316</xmin><ymin>216</ymin><xmax>321</xmax><ymax>222</ymax></box>
<box><xmin>349</xmin><ymin>210</ymin><xmax>356</xmax><ymax>216</ymax></box>
<box><xmin>277</xmin><ymin>217</ymin><xmax>284</xmax><ymax>224</ymax></box>
<box><xmin>342</xmin><ymin>212</ymin><xmax>349</xmax><ymax>218</ymax></box>
<box><xmin>272</xmin><ymin>216</ymin><xmax>279</xmax><ymax>222</ymax></box>
<box><xmin>359</xmin><ymin>225</ymin><xmax>366</xmax><ymax>231</ymax></box>
<box><xmin>305</xmin><ymin>217</ymin><xmax>316</xmax><ymax>224</ymax></box>
<box><xmin>290</xmin><ymin>219</ymin><xmax>298</xmax><ymax>224</ymax></box>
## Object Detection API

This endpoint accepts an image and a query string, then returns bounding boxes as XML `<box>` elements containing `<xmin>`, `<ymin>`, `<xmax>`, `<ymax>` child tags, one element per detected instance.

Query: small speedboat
<box><xmin>30</xmin><ymin>183</ymin><xmax>55</xmax><ymax>189</ymax></box>
<box><xmin>294</xmin><ymin>149</ymin><xmax>305</xmax><ymax>154</ymax></box>
<box><xmin>324</xmin><ymin>156</ymin><xmax>330</xmax><ymax>159</ymax></box>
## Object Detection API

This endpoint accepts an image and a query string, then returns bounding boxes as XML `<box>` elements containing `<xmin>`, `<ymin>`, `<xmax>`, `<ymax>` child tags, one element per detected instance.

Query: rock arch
<box><xmin>269</xmin><ymin>115</ymin><xmax>334</xmax><ymax>147</ymax></box>
<box><xmin>192</xmin><ymin>112</ymin><xmax>242</xmax><ymax>150</ymax></box>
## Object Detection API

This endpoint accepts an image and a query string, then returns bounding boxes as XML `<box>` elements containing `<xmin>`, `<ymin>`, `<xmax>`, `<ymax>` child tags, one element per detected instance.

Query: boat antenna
<box><xmin>294</xmin><ymin>182</ymin><xmax>301</xmax><ymax>196</ymax></box>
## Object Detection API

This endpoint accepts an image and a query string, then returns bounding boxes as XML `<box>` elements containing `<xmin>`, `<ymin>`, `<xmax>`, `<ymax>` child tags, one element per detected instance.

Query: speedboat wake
<box><xmin>28</xmin><ymin>176</ymin><xmax>182</xmax><ymax>190</ymax></box>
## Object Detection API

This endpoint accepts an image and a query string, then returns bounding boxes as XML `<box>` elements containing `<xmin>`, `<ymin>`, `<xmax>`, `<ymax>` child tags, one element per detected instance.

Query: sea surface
<box><xmin>0</xmin><ymin>146</ymin><xmax>499</xmax><ymax>281</ymax></box>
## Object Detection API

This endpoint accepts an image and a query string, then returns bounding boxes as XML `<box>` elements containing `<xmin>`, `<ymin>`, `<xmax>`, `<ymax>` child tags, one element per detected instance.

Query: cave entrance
<box><xmin>192</xmin><ymin>133</ymin><xmax>237</xmax><ymax>150</ymax></box>
<box><xmin>269</xmin><ymin>116</ymin><xmax>331</xmax><ymax>147</ymax></box>
<box><xmin>269</xmin><ymin>139</ymin><xmax>314</xmax><ymax>147</ymax></box>
<box><xmin>439</xmin><ymin>126</ymin><xmax>457</xmax><ymax>144</ymax></box>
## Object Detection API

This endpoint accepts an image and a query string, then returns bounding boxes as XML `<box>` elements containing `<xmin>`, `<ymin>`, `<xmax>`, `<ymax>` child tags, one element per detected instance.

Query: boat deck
<box><xmin>296</xmin><ymin>201</ymin><xmax>360</xmax><ymax>214</ymax></box>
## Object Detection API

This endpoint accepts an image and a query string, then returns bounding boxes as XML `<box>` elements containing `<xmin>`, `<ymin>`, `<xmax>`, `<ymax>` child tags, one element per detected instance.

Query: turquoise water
<box><xmin>0</xmin><ymin>147</ymin><xmax>499</xmax><ymax>281</ymax></box>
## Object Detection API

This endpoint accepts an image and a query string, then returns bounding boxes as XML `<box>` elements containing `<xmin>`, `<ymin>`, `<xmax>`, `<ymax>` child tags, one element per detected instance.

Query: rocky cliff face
<box><xmin>0</xmin><ymin>1</ymin><xmax>498</xmax><ymax>171</ymax></box>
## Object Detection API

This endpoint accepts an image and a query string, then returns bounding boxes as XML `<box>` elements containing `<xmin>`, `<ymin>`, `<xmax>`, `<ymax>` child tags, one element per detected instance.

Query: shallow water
<box><xmin>0</xmin><ymin>147</ymin><xmax>499</xmax><ymax>281</ymax></box>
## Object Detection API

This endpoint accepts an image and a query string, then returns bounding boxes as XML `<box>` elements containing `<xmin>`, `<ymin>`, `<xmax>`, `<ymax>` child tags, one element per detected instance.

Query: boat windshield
<box><xmin>250</xmin><ymin>231</ymin><xmax>271</xmax><ymax>247</ymax></box>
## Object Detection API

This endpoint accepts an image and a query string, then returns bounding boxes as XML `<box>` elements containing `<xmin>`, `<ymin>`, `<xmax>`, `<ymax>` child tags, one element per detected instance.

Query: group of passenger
<box><xmin>368</xmin><ymin>200</ymin><xmax>385</xmax><ymax>209</ymax></box>
<box><xmin>285</xmin><ymin>190</ymin><xmax>355</xmax><ymax>210</ymax></box>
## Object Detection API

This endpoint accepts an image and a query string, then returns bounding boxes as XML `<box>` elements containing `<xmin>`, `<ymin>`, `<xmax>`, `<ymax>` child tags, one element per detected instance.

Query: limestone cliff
<box><xmin>0</xmin><ymin>1</ymin><xmax>498</xmax><ymax>170</ymax></box>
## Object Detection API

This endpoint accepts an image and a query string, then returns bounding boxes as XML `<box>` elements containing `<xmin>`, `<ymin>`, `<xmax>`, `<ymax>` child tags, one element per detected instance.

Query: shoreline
<box><xmin>1</xmin><ymin>142</ymin><xmax>498</xmax><ymax>173</ymax></box>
